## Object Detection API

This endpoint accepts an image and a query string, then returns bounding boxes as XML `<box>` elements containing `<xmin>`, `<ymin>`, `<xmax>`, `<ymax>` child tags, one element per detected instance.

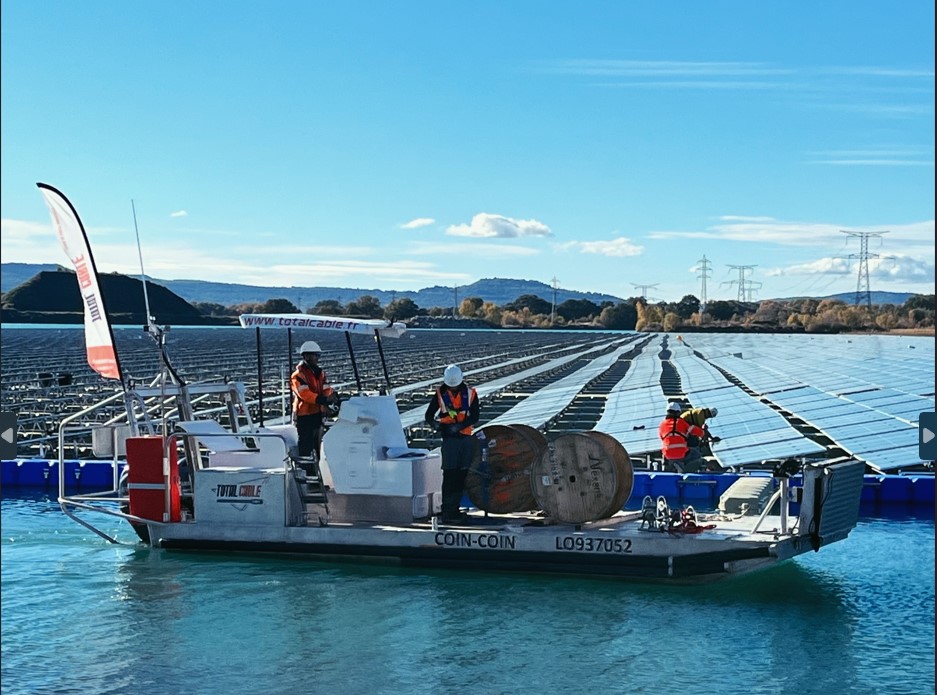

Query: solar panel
<box><xmin>860</xmin><ymin>445</ymin><xmax>928</xmax><ymax>471</ymax></box>
<box><xmin>662</xmin><ymin>332</ymin><xmax>933</xmax><ymax>471</ymax></box>
<box><xmin>714</xmin><ymin>439</ymin><xmax>828</xmax><ymax>468</ymax></box>
<box><xmin>821</xmin><ymin>419</ymin><xmax>905</xmax><ymax>441</ymax></box>
<box><xmin>486</xmin><ymin>342</ymin><xmax>637</xmax><ymax>428</ymax></box>
<box><xmin>806</xmin><ymin>408</ymin><xmax>894</xmax><ymax>428</ymax></box>
<box><xmin>836</xmin><ymin>427</ymin><xmax>917</xmax><ymax>453</ymax></box>
<box><xmin>883</xmin><ymin>404</ymin><xmax>932</xmax><ymax>423</ymax></box>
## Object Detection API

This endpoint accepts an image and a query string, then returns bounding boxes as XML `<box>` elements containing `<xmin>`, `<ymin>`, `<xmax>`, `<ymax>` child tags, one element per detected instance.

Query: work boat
<box><xmin>41</xmin><ymin>183</ymin><xmax>863</xmax><ymax>582</ymax></box>
<box><xmin>55</xmin><ymin>311</ymin><xmax>866</xmax><ymax>583</ymax></box>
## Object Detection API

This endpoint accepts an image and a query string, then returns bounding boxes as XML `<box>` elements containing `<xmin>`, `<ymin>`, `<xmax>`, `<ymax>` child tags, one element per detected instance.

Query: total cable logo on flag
<box><xmin>37</xmin><ymin>183</ymin><xmax>122</xmax><ymax>381</ymax></box>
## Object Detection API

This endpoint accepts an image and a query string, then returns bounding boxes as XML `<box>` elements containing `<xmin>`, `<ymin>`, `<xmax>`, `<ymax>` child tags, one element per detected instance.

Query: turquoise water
<box><xmin>2</xmin><ymin>493</ymin><xmax>934</xmax><ymax>695</ymax></box>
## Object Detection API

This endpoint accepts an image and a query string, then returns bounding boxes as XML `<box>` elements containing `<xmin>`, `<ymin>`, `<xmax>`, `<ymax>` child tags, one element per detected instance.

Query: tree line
<box><xmin>192</xmin><ymin>293</ymin><xmax>935</xmax><ymax>333</ymax></box>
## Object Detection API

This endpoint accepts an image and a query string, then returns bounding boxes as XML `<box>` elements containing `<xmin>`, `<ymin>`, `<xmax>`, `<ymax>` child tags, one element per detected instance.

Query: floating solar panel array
<box><xmin>483</xmin><ymin>340</ymin><xmax>637</xmax><ymax>429</ymax></box>
<box><xmin>594</xmin><ymin>336</ymin><xmax>669</xmax><ymax>456</ymax></box>
<box><xmin>667</xmin><ymin>341</ymin><xmax>828</xmax><ymax>468</ymax></box>
<box><xmin>11</xmin><ymin>326</ymin><xmax>929</xmax><ymax>471</ymax></box>
<box><xmin>398</xmin><ymin>337</ymin><xmax>628</xmax><ymax>428</ymax></box>
<box><xmin>683</xmin><ymin>333</ymin><xmax>935</xmax><ymax>473</ymax></box>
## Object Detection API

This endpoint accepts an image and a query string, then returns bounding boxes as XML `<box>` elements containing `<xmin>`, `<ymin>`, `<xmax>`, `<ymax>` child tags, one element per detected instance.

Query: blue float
<box><xmin>1</xmin><ymin>459</ymin><xmax>18</xmax><ymax>487</ymax></box>
<box><xmin>861</xmin><ymin>476</ymin><xmax>885</xmax><ymax>503</ymax></box>
<box><xmin>1</xmin><ymin>460</ymin><xmax>934</xmax><ymax>509</ymax></box>
<box><xmin>910</xmin><ymin>476</ymin><xmax>935</xmax><ymax>504</ymax></box>
<box><xmin>79</xmin><ymin>462</ymin><xmax>121</xmax><ymax>489</ymax></box>
<box><xmin>879</xmin><ymin>475</ymin><xmax>913</xmax><ymax>503</ymax></box>
<box><xmin>17</xmin><ymin>460</ymin><xmax>53</xmax><ymax>486</ymax></box>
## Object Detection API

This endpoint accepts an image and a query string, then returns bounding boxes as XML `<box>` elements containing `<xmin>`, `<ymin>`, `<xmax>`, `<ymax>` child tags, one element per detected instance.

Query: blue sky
<box><xmin>2</xmin><ymin>2</ymin><xmax>934</xmax><ymax>303</ymax></box>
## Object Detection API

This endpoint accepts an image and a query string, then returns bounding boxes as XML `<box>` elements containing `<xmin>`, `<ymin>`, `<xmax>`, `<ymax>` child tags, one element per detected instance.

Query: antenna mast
<box><xmin>131</xmin><ymin>200</ymin><xmax>185</xmax><ymax>391</ymax></box>
<box><xmin>131</xmin><ymin>200</ymin><xmax>156</xmax><ymax>334</ymax></box>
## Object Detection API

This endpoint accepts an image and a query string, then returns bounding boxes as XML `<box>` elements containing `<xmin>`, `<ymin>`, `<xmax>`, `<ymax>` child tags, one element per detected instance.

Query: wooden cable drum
<box><xmin>581</xmin><ymin>430</ymin><xmax>633</xmax><ymax>518</ymax></box>
<box><xmin>531</xmin><ymin>431</ymin><xmax>633</xmax><ymax>524</ymax></box>
<box><xmin>466</xmin><ymin>424</ymin><xmax>544</xmax><ymax>513</ymax></box>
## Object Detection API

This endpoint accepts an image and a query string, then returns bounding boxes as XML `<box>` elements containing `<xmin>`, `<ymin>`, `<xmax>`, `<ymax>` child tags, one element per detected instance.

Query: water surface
<box><xmin>2</xmin><ymin>493</ymin><xmax>933</xmax><ymax>695</ymax></box>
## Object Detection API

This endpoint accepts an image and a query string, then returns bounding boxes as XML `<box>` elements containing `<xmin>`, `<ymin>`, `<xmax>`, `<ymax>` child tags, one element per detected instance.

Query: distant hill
<box><xmin>1</xmin><ymin>264</ymin><xmax>621</xmax><ymax>309</ymax></box>
<box><xmin>775</xmin><ymin>291</ymin><xmax>916</xmax><ymax>306</ymax></box>
<box><xmin>1</xmin><ymin>263</ymin><xmax>924</xmax><ymax>311</ymax></box>
<box><xmin>1</xmin><ymin>269</ymin><xmax>220</xmax><ymax>325</ymax></box>
<box><xmin>137</xmin><ymin>276</ymin><xmax>624</xmax><ymax>309</ymax></box>
<box><xmin>2</xmin><ymin>263</ymin><xmax>64</xmax><ymax>291</ymax></box>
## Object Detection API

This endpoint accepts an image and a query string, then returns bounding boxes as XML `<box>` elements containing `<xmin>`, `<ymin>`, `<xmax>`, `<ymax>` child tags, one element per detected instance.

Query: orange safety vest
<box><xmin>658</xmin><ymin>416</ymin><xmax>704</xmax><ymax>460</ymax></box>
<box><xmin>290</xmin><ymin>362</ymin><xmax>333</xmax><ymax>417</ymax></box>
<box><xmin>436</xmin><ymin>384</ymin><xmax>477</xmax><ymax>435</ymax></box>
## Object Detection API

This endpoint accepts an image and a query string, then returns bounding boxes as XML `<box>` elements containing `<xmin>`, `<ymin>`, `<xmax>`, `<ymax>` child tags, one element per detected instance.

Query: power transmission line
<box><xmin>841</xmin><ymin>230</ymin><xmax>888</xmax><ymax>308</ymax></box>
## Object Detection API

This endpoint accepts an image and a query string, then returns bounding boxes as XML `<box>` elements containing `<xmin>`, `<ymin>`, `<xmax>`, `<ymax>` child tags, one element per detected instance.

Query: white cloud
<box><xmin>765</xmin><ymin>258</ymin><xmax>852</xmax><ymax>276</ymax></box>
<box><xmin>401</xmin><ymin>218</ymin><xmax>435</xmax><ymax>229</ymax></box>
<box><xmin>808</xmin><ymin>158</ymin><xmax>934</xmax><ymax>167</ymax></box>
<box><xmin>718</xmin><ymin>215</ymin><xmax>778</xmax><ymax>223</ymax></box>
<box><xmin>868</xmin><ymin>255</ymin><xmax>935</xmax><ymax>282</ymax></box>
<box><xmin>558</xmin><ymin>236</ymin><xmax>644</xmax><ymax>257</ymax></box>
<box><xmin>262</xmin><ymin>261</ymin><xmax>471</xmax><ymax>287</ymax></box>
<box><xmin>170</xmin><ymin>210</ymin><xmax>188</xmax><ymax>218</ymax></box>
<box><xmin>406</xmin><ymin>242</ymin><xmax>540</xmax><ymax>258</ymax></box>
<box><xmin>765</xmin><ymin>254</ymin><xmax>934</xmax><ymax>285</ymax></box>
<box><xmin>823</xmin><ymin>67</ymin><xmax>935</xmax><ymax>78</ymax></box>
<box><xmin>446</xmin><ymin>213</ymin><xmax>552</xmax><ymax>238</ymax></box>
<box><xmin>247</xmin><ymin>243</ymin><xmax>376</xmax><ymax>257</ymax></box>
<box><xmin>540</xmin><ymin>60</ymin><xmax>790</xmax><ymax>78</ymax></box>
<box><xmin>649</xmin><ymin>218</ymin><xmax>936</xmax><ymax>252</ymax></box>
<box><xmin>805</xmin><ymin>145</ymin><xmax>935</xmax><ymax>167</ymax></box>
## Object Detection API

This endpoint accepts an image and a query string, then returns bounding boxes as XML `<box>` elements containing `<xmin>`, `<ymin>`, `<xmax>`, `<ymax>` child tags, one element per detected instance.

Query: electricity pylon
<box><xmin>725</xmin><ymin>265</ymin><xmax>758</xmax><ymax>302</ymax></box>
<box><xmin>696</xmin><ymin>255</ymin><xmax>712</xmax><ymax>311</ymax></box>
<box><xmin>631</xmin><ymin>283</ymin><xmax>658</xmax><ymax>300</ymax></box>
<box><xmin>550</xmin><ymin>276</ymin><xmax>560</xmax><ymax>324</ymax></box>
<box><xmin>841</xmin><ymin>230</ymin><xmax>888</xmax><ymax>308</ymax></box>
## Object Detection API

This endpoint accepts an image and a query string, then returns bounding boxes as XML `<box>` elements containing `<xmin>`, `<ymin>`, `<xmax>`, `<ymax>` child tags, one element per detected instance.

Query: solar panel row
<box><xmin>398</xmin><ymin>332</ymin><xmax>932</xmax><ymax>473</ymax></box>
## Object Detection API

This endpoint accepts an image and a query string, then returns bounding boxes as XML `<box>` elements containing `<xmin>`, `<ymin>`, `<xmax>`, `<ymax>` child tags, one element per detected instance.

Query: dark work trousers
<box><xmin>440</xmin><ymin>435</ymin><xmax>477</xmax><ymax>516</ymax></box>
<box><xmin>295</xmin><ymin>413</ymin><xmax>325</xmax><ymax>459</ymax></box>
<box><xmin>667</xmin><ymin>449</ymin><xmax>704</xmax><ymax>474</ymax></box>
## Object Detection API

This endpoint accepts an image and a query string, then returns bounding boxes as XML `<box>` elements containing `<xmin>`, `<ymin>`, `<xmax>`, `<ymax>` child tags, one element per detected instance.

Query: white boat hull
<box><xmin>140</xmin><ymin>510</ymin><xmax>815</xmax><ymax>581</ymax></box>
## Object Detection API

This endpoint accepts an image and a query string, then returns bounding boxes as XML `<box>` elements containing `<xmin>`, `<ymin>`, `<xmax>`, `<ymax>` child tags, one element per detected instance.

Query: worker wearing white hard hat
<box><xmin>425</xmin><ymin>364</ymin><xmax>480</xmax><ymax>524</ymax></box>
<box><xmin>290</xmin><ymin>339</ymin><xmax>338</xmax><ymax>459</ymax></box>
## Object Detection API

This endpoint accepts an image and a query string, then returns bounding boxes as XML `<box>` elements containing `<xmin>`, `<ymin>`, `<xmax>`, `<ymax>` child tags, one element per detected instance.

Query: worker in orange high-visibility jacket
<box><xmin>658</xmin><ymin>402</ymin><xmax>706</xmax><ymax>473</ymax></box>
<box><xmin>290</xmin><ymin>340</ymin><xmax>338</xmax><ymax>459</ymax></box>
<box><xmin>424</xmin><ymin>364</ymin><xmax>480</xmax><ymax>523</ymax></box>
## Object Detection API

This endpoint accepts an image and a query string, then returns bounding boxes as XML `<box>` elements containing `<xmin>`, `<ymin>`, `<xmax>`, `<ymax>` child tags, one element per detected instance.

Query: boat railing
<box><xmin>750</xmin><ymin>476</ymin><xmax>791</xmax><ymax>536</ymax></box>
<box><xmin>57</xmin><ymin>390</ymin><xmax>127</xmax><ymax>497</ymax></box>
<box><xmin>57</xmin><ymin>426</ymin><xmax>297</xmax><ymax>542</ymax></box>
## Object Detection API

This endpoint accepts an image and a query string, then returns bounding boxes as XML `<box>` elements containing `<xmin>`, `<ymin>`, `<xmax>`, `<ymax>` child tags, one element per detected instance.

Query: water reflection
<box><xmin>2</xmin><ymin>491</ymin><xmax>933</xmax><ymax>695</ymax></box>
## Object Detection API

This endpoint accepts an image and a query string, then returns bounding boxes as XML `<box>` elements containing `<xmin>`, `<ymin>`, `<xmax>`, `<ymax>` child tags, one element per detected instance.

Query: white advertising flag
<box><xmin>37</xmin><ymin>183</ymin><xmax>123</xmax><ymax>381</ymax></box>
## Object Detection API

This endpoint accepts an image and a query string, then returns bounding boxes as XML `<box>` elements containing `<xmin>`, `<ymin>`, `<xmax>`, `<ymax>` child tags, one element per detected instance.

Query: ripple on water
<box><xmin>1</xmin><ymin>496</ymin><xmax>933</xmax><ymax>695</ymax></box>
